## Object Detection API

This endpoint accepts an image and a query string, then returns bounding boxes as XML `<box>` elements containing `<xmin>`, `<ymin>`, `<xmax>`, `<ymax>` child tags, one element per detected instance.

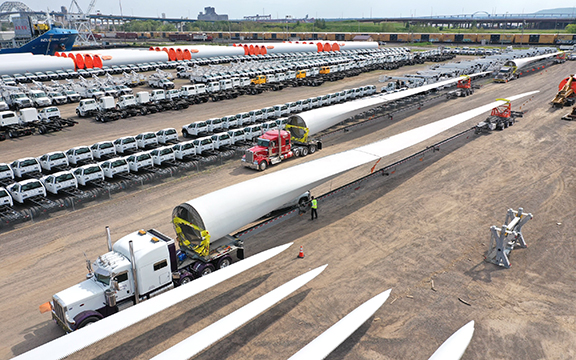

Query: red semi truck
<box><xmin>241</xmin><ymin>129</ymin><xmax>321</xmax><ymax>171</ymax></box>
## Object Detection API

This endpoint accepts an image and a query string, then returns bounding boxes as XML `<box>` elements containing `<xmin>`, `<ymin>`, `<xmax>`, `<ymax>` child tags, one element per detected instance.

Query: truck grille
<box><xmin>245</xmin><ymin>150</ymin><xmax>253</xmax><ymax>163</ymax></box>
<box><xmin>53</xmin><ymin>298</ymin><xmax>65</xmax><ymax>323</ymax></box>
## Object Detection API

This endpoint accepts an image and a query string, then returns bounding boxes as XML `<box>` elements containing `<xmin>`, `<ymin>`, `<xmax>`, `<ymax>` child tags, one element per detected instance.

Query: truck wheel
<box><xmin>196</xmin><ymin>263</ymin><xmax>215</xmax><ymax>277</ymax></box>
<box><xmin>308</xmin><ymin>144</ymin><xmax>316</xmax><ymax>154</ymax></box>
<box><xmin>293</xmin><ymin>148</ymin><xmax>300</xmax><ymax>157</ymax></box>
<box><xmin>258</xmin><ymin>161</ymin><xmax>267</xmax><ymax>171</ymax></box>
<box><xmin>0</xmin><ymin>133</ymin><xmax>5</xmax><ymax>141</ymax></box>
<box><xmin>182</xmin><ymin>129</ymin><xmax>190</xmax><ymax>138</ymax></box>
<box><xmin>216</xmin><ymin>255</ymin><xmax>233</xmax><ymax>269</ymax></box>
<box><xmin>77</xmin><ymin>316</ymin><xmax>100</xmax><ymax>329</ymax></box>
<box><xmin>180</xmin><ymin>276</ymin><xmax>193</xmax><ymax>285</ymax></box>
<box><xmin>140</xmin><ymin>107</ymin><xmax>148</xmax><ymax>116</ymax></box>
<box><xmin>301</xmin><ymin>147</ymin><xmax>309</xmax><ymax>156</ymax></box>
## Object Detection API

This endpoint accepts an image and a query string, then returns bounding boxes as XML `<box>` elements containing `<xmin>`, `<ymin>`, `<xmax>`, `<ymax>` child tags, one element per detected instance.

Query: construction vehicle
<box><xmin>147</xmin><ymin>70</ymin><xmax>175</xmax><ymax>90</ymax></box>
<box><xmin>446</xmin><ymin>76</ymin><xmax>477</xmax><ymax>99</ymax></box>
<box><xmin>2</xmin><ymin>89</ymin><xmax>33</xmax><ymax>110</ymax></box>
<box><xmin>551</xmin><ymin>75</ymin><xmax>576</xmax><ymax>108</ymax></box>
<box><xmin>475</xmin><ymin>100</ymin><xmax>523</xmax><ymax>133</ymax></box>
<box><xmin>115</xmin><ymin>94</ymin><xmax>140</xmax><ymax>117</ymax></box>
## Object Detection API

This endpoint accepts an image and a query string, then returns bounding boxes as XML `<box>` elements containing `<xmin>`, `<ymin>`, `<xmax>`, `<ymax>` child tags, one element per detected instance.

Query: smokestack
<box><xmin>106</xmin><ymin>226</ymin><xmax>112</xmax><ymax>251</ymax></box>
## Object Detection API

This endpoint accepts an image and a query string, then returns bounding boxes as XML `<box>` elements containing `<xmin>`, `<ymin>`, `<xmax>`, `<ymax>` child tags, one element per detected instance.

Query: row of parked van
<box><xmin>182</xmin><ymin>85</ymin><xmax>377</xmax><ymax>137</ymax></box>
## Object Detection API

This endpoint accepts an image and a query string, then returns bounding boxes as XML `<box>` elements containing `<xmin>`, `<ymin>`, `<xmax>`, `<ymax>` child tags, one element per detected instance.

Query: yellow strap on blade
<box><xmin>173</xmin><ymin>216</ymin><xmax>211</xmax><ymax>257</ymax></box>
<box><xmin>495</xmin><ymin>98</ymin><xmax>510</xmax><ymax>104</ymax></box>
<box><xmin>285</xmin><ymin>124</ymin><xmax>310</xmax><ymax>143</ymax></box>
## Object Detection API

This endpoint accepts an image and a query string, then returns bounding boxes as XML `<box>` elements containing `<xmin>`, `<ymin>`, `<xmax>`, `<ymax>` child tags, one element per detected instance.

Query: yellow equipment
<box><xmin>552</xmin><ymin>75</ymin><xmax>576</xmax><ymax>108</ymax></box>
<box><xmin>296</xmin><ymin>70</ymin><xmax>306</xmax><ymax>79</ymax></box>
<box><xmin>172</xmin><ymin>216</ymin><xmax>211</xmax><ymax>257</ymax></box>
<box><xmin>251</xmin><ymin>75</ymin><xmax>266</xmax><ymax>85</ymax></box>
<box><xmin>319</xmin><ymin>66</ymin><xmax>330</xmax><ymax>75</ymax></box>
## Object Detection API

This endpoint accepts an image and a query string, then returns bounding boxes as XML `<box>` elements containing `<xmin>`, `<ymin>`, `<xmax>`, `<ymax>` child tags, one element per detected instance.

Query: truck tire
<box><xmin>179</xmin><ymin>276</ymin><xmax>193</xmax><ymax>285</ymax></box>
<box><xmin>258</xmin><ymin>160</ymin><xmax>267</xmax><ymax>171</ymax></box>
<box><xmin>216</xmin><ymin>255</ymin><xmax>233</xmax><ymax>269</ymax></box>
<box><xmin>301</xmin><ymin>147</ymin><xmax>309</xmax><ymax>156</ymax></box>
<box><xmin>77</xmin><ymin>316</ymin><xmax>100</xmax><ymax>329</ymax></box>
<box><xmin>182</xmin><ymin>129</ymin><xmax>190</xmax><ymax>138</ymax></box>
<box><xmin>0</xmin><ymin>133</ymin><xmax>5</xmax><ymax>141</ymax></box>
<box><xmin>195</xmin><ymin>263</ymin><xmax>215</xmax><ymax>277</ymax></box>
<box><xmin>308</xmin><ymin>144</ymin><xmax>316</xmax><ymax>154</ymax></box>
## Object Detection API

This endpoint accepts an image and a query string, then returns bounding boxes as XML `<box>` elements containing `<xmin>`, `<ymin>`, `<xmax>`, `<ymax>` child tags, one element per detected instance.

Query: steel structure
<box><xmin>66</xmin><ymin>0</ymin><xmax>97</xmax><ymax>46</ymax></box>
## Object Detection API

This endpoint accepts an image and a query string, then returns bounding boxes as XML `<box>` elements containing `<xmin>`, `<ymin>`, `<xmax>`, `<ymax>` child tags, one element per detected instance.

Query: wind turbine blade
<box><xmin>288</xmin><ymin>289</ymin><xmax>391</xmax><ymax>360</ymax></box>
<box><xmin>12</xmin><ymin>243</ymin><xmax>293</xmax><ymax>360</ymax></box>
<box><xmin>151</xmin><ymin>264</ymin><xmax>328</xmax><ymax>360</ymax></box>
<box><xmin>428</xmin><ymin>320</ymin><xmax>475</xmax><ymax>360</ymax></box>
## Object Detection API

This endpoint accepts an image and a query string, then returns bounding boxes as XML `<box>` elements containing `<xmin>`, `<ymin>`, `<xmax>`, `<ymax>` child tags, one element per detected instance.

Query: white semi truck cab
<box><xmin>47</xmin><ymin>228</ymin><xmax>242</xmax><ymax>332</ymax></box>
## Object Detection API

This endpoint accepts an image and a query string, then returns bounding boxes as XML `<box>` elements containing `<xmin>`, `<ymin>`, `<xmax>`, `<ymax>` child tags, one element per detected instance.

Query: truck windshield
<box><xmin>21</xmin><ymin>159</ymin><xmax>37</xmax><ymax>167</ymax></box>
<box><xmin>75</xmin><ymin>147</ymin><xmax>90</xmax><ymax>155</ymax></box>
<box><xmin>257</xmin><ymin>138</ymin><xmax>270</xmax><ymax>147</ymax></box>
<box><xmin>21</xmin><ymin>181</ymin><xmax>42</xmax><ymax>191</ymax></box>
<box><xmin>95</xmin><ymin>273</ymin><xmax>110</xmax><ymax>285</ymax></box>
<box><xmin>56</xmin><ymin>173</ymin><xmax>74</xmax><ymax>182</ymax></box>
<box><xmin>111</xmin><ymin>160</ymin><xmax>126</xmax><ymax>168</ymax></box>
<box><xmin>0</xmin><ymin>164</ymin><xmax>9</xmax><ymax>171</ymax></box>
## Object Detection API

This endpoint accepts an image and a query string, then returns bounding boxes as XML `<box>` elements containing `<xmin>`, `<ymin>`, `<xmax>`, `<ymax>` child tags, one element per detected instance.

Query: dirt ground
<box><xmin>1</xmin><ymin>59</ymin><xmax>576</xmax><ymax>360</ymax></box>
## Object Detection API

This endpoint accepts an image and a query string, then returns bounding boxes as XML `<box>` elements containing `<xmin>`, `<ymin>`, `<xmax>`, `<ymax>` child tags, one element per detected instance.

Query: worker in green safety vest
<box><xmin>310</xmin><ymin>196</ymin><xmax>318</xmax><ymax>220</ymax></box>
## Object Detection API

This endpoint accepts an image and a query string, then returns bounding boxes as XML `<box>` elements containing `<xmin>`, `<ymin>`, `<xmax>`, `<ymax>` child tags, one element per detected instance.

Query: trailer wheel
<box><xmin>77</xmin><ymin>316</ymin><xmax>100</xmax><ymax>329</ymax></box>
<box><xmin>258</xmin><ymin>161</ymin><xmax>267</xmax><ymax>171</ymax></box>
<box><xmin>301</xmin><ymin>147</ymin><xmax>309</xmax><ymax>156</ymax></box>
<box><xmin>308</xmin><ymin>144</ymin><xmax>316</xmax><ymax>154</ymax></box>
<box><xmin>216</xmin><ymin>255</ymin><xmax>233</xmax><ymax>269</ymax></box>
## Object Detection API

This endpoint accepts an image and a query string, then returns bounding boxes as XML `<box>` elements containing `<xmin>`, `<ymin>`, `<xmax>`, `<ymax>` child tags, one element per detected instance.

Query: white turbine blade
<box><xmin>428</xmin><ymin>320</ymin><xmax>475</xmax><ymax>360</ymax></box>
<box><xmin>176</xmin><ymin>91</ymin><xmax>539</xmax><ymax>243</ymax></box>
<box><xmin>12</xmin><ymin>243</ymin><xmax>293</xmax><ymax>360</ymax></box>
<box><xmin>151</xmin><ymin>264</ymin><xmax>328</xmax><ymax>360</ymax></box>
<box><xmin>288</xmin><ymin>289</ymin><xmax>391</xmax><ymax>360</ymax></box>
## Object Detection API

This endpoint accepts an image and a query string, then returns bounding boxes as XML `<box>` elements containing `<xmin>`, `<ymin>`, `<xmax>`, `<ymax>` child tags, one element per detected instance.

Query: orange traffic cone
<box><xmin>297</xmin><ymin>246</ymin><xmax>305</xmax><ymax>259</ymax></box>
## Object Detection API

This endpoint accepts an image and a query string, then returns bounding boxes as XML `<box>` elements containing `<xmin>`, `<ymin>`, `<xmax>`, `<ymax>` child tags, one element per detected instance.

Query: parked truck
<box><xmin>44</xmin><ymin>226</ymin><xmax>242</xmax><ymax>332</ymax></box>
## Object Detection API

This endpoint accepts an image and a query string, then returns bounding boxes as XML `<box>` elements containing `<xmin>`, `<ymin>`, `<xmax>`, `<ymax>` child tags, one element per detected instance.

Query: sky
<box><xmin>21</xmin><ymin>0</ymin><xmax>576</xmax><ymax>20</ymax></box>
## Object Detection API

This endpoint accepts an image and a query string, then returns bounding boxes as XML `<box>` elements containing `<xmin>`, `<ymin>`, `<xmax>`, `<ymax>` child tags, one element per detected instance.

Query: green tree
<box><xmin>566</xmin><ymin>24</ymin><xmax>576</xmax><ymax>33</ymax></box>
<box><xmin>161</xmin><ymin>23</ymin><xmax>176</xmax><ymax>31</ymax></box>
